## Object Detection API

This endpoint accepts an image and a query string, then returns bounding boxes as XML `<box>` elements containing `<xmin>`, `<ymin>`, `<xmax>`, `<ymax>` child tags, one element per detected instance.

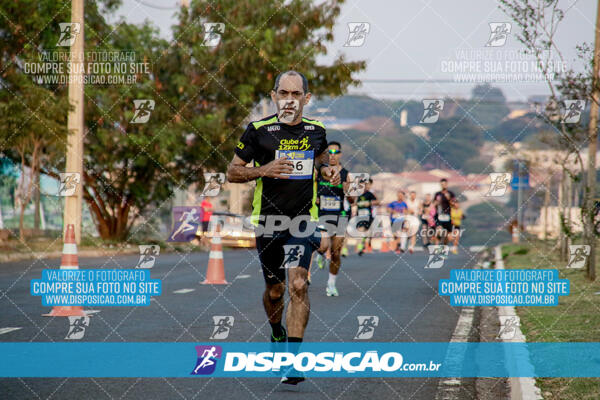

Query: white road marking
<box><xmin>86</xmin><ymin>310</ymin><xmax>101</xmax><ymax>315</ymax></box>
<box><xmin>173</xmin><ymin>288</ymin><xmax>196</xmax><ymax>294</ymax></box>
<box><xmin>0</xmin><ymin>327</ymin><xmax>22</xmax><ymax>335</ymax></box>
<box><xmin>235</xmin><ymin>274</ymin><xmax>251</xmax><ymax>279</ymax></box>
<box><xmin>494</xmin><ymin>246</ymin><xmax>542</xmax><ymax>400</ymax></box>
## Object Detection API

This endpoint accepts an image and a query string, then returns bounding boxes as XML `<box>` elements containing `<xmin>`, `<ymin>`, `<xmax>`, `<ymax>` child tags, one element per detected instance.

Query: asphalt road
<box><xmin>0</xmin><ymin>246</ymin><xmax>479</xmax><ymax>400</ymax></box>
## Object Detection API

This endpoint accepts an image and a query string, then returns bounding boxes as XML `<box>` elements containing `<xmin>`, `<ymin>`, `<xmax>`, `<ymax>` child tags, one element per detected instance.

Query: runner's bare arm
<box><xmin>226</xmin><ymin>154</ymin><xmax>294</xmax><ymax>183</ymax></box>
<box><xmin>316</xmin><ymin>152</ymin><xmax>341</xmax><ymax>185</ymax></box>
<box><xmin>343</xmin><ymin>174</ymin><xmax>355</xmax><ymax>203</ymax></box>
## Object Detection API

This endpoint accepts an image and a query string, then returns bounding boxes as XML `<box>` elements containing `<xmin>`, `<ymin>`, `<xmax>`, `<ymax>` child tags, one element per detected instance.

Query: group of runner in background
<box><xmin>386</xmin><ymin>178</ymin><xmax>465</xmax><ymax>255</ymax></box>
<box><xmin>332</xmin><ymin>177</ymin><xmax>466</xmax><ymax>258</ymax></box>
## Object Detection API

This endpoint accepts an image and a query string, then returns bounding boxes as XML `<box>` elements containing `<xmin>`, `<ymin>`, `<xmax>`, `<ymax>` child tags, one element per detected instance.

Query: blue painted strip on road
<box><xmin>1</xmin><ymin>343</ymin><xmax>600</xmax><ymax>378</ymax></box>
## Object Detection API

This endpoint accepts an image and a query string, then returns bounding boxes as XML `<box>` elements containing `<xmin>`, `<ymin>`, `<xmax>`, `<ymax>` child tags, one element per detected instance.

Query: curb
<box><xmin>435</xmin><ymin>305</ymin><xmax>475</xmax><ymax>400</ymax></box>
<box><xmin>494</xmin><ymin>245</ymin><xmax>542</xmax><ymax>400</ymax></box>
<box><xmin>0</xmin><ymin>248</ymin><xmax>141</xmax><ymax>264</ymax></box>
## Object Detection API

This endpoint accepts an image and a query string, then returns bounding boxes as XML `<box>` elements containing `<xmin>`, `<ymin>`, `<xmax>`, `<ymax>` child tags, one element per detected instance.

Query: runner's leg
<box><xmin>286</xmin><ymin>267</ymin><xmax>310</xmax><ymax>337</ymax></box>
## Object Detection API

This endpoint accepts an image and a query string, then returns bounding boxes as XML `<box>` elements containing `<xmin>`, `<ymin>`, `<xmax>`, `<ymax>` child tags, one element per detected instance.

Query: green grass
<box><xmin>502</xmin><ymin>240</ymin><xmax>600</xmax><ymax>399</ymax></box>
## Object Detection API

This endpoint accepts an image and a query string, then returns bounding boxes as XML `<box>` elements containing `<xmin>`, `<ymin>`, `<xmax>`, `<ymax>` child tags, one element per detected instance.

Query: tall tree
<box><xmin>82</xmin><ymin>0</ymin><xmax>365</xmax><ymax>240</ymax></box>
<box><xmin>500</xmin><ymin>0</ymin><xmax>599</xmax><ymax>279</ymax></box>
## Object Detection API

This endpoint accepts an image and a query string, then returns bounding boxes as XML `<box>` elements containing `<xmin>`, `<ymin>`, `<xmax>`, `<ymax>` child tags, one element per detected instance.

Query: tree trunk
<box><xmin>543</xmin><ymin>180</ymin><xmax>550</xmax><ymax>240</ymax></box>
<box><xmin>566</xmin><ymin>173</ymin><xmax>572</xmax><ymax>252</ymax></box>
<box><xmin>83</xmin><ymin>186</ymin><xmax>133</xmax><ymax>241</ymax></box>
<box><xmin>558</xmin><ymin>169</ymin><xmax>566</xmax><ymax>259</ymax></box>
<box><xmin>33</xmin><ymin>163</ymin><xmax>40</xmax><ymax>230</ymax></box>
<box><xmin>585</xmin><ymin>0</ymin><xmax>600</xmax><ymax>281</ymax></box>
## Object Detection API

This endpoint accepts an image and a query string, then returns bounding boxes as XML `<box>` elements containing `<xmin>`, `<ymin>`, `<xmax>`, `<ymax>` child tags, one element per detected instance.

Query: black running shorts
<box><xmin>256</xmin><ymin>229</ymin><xmax>322</xmax><ymax>285</ymax></box>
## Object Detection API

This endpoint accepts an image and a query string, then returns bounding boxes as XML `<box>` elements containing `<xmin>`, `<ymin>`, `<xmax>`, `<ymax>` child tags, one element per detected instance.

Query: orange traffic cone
<box><xmin>43</xmin><ymin>224</ymin><xmax>86</xmax><ymax>317</ymax></box>
<box><xmin>202</xmin><ymin>224</ymin><xmax>228</xmax><ymax>284</ymax></box>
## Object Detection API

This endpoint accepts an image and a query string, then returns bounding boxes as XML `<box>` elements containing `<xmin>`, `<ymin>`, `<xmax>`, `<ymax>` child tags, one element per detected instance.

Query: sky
<box><xmin>109</xmin><ymin>0</ymin><xmax>596</xmax><ymax>102</ymax></box>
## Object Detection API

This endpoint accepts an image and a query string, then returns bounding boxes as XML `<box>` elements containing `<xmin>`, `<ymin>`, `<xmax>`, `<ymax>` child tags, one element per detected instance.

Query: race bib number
<box><xmin>358</xmin><ymin>208</ymin><xmax>371</xmax><ymax>216</ymax></box>
<box><xmin>438</xmin><ymin>213</ymin><xmax>450</xmax><ymax>222</ymax></box>
<box><xmin>320</xmin><ymin>195</ymin><xmax>341</xmax><ymax>211</ymax></box>
<box><xmin>275</xmin><ymin>150</ymin><xmax>314</xmax><ymax>179</ymax></box>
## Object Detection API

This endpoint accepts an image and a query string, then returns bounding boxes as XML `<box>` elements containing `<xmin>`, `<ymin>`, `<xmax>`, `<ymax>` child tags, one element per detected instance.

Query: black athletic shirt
<box><xmin>356</xmin><ymin>191</ymin><xmax>376</xmax><ymax>219</ymax></box>
<box><xmin>434</xmin><ymin>190</ymin><xmax>455</xmax><ymax>215</ymax></box>
<box><xmin>234</xmin><ymin>114</ymin><xmax>327</xmax><ymax>219</ymax></box>
<box><xmin>317</xmin><ymin>167</ymin><xmax>348</xmax><ymax>216</ymax></box>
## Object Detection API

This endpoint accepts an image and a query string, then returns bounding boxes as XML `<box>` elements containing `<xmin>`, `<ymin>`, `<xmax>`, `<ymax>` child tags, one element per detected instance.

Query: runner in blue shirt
<box><xmin>388</xmin><ymin>190</ymin><xmax>408</xmax><ymax>253</ymax></box>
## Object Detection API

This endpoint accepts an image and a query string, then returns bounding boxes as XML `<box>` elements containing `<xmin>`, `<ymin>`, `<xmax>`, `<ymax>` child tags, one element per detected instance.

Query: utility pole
<box><xmin>63</xmin><ymin>0</ymin><xmax>84</xmax><ymax>244</ymax></box>
<box><xmin>517</xmin><ymin>160</ymin><xmax>523</xmax><ymax>242</ymax></box>
<box><xmin>585</xmin><ymin>0</ymin><xmax>600</xmax><ymax>280</ymax></box>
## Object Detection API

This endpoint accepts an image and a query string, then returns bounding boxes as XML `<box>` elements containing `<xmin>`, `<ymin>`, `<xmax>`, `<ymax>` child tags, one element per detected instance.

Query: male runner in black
<box><xmin>356</xmin><ymin>178</ymin><xmax>378</xmax><ymax>255</ymax></box>
<box><xmin>315</xmin><ymin>141</ymin><xmax>351</xmax><ymax>296</ymax></box>
<box><xmin>227</xmin><ymin>70</ymin><xmax>340</xmax><ymax>384</ymax></box>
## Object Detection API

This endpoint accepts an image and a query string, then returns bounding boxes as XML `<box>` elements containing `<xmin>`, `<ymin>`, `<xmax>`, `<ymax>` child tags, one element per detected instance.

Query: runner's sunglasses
<box><xmin>328</xmin><ymin>149</ymin><xmax>341</xmax><ymax>154</ymax></box>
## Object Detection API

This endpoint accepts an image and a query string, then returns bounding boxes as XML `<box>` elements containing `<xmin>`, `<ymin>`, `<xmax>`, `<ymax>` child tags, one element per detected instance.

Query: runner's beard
<box><xmin>277</xmin><ymin>99</ymin><xmax>299</xmax><ymax>123</ymax></box>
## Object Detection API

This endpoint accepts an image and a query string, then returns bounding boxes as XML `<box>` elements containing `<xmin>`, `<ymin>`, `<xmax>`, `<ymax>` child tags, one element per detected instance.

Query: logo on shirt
<box><xmin>278</xmin><ymin>137</ymin><xmax>310</xmax><ymax>151</ymax></box>
<box><xmin>304</xmin><ymin>125</ymin><xmax>314</xmax><ymax>130</ymax></box>
<box><xmin>236</xmin><ymin>142</ymin><xmax>244</xmax><ymax>150</ymax></box>
<box><xmin>267</xmin><ymin>125</ymin><xmax>281</xmax><ymax>132</ymax></box>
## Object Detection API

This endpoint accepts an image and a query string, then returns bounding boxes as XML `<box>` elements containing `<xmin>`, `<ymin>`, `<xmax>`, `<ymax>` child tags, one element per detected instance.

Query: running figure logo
<box><xmin>497</xmin><ymin>315</ymin><xmax>520</xmax><ymax>340</ymax></box>
<box><xmin>420</xmin><ymin>99</ymin><xmax>444</xmax><ymax>123</ymax></box>
<box><xmin>136</xmin><ymin>245</ymin><xmax>160</xmax><ymax>269</ymax></box>
<box><xmin>425</xmin><ymin>245</ymin><xmax>448</xmax><ymax>269</ymax></box>
<box><xmin>168</xmin><ymin>208</ymin><xmax>200</xmax><ymax>242</ymax></box>
<box><xmin>210</xmin><ymin>316</ymin><xmax>234</xmax><ymax>339</ymax></box>
<box><xmin>57</xmin><ymin>23</ymin><xmax>80</xmax><ymax>47</ymax></box>
<box><xmin>65</xmin><ymin>316</ymin><xmax>90</xmax><ymax>340</ymax></box>
<box><xmin>344</xmin><ymin>22</ymin><xmax>370</xmax><ymax>47</ymax></box>
<box><xmin>346</xmin><ymin>173</ymin><xmax>369</xmax><ymax>197</ymax></box>
<box><xmin>563</xmin><ymin>100</ymin><xmax>586</xmax><ymax>124</ymax></box>
<box><xmin>485</xmin><ymin>173</ymin><xmax>511</xmax><ymax>197</ymax></box>
<box><xmin>485</xmin><ymin>22</ymin><xmax>511</xmax><ymax>47</ymax></box>
<box><xmin>202</xmin><ymin>23</ymin><xmax>225</xmax><ymax>47</ymax></box>
<box><xmin>58</xmin><ymin>173</ymin><xmax>80</xmax><ymax>196</ymax></box>
<box><xmin>354</xmin><ymin>316</ymin><xmax>379</xmax><ymax>339</ymax></box>
<box><xmin>131</xmin><ymin>100</ymin><xmax>155</xmax><ymax>124</ymax></box>
<box><xmin>191</xmin><ymin>345</ymin><xmax>222</xmax><ymax>375</ymax></box>
<box><xmin>202</xmin><ymin>173</ymin><xmax>225</xmax><ymax>197</ymax></box>
<box><xmin>567</xmin><ymin>245</ymin><xmax>590</xmax><ymax>269</ymax></box>
<box><xmin>281</xmin><ymin>245</ymin><xmax>305</xmax><ymax>269</ymax></box>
